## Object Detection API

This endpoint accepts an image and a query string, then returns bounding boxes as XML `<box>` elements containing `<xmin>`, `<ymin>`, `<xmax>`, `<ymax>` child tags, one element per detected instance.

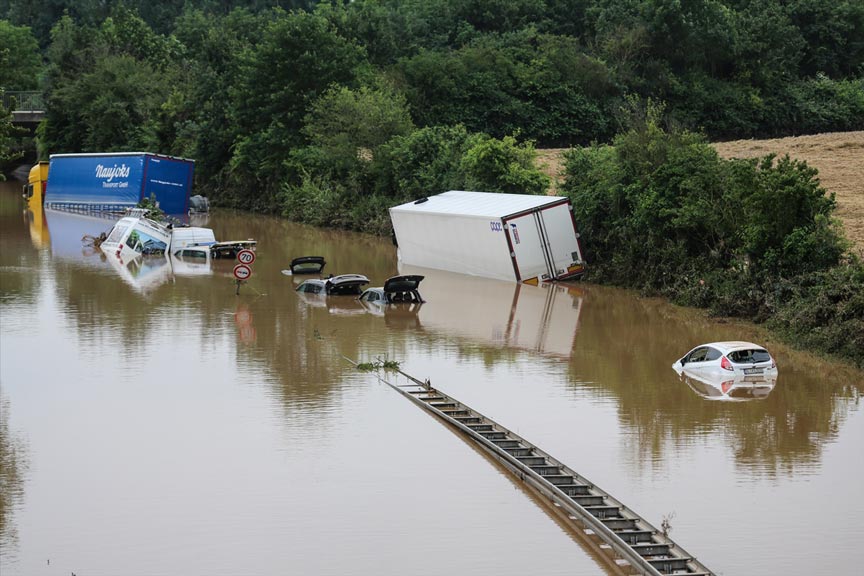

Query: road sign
<box><xmin>237</xmin><ymin>249</ymin><xmax>256</xmax><ymax>265</ymax></box>
<box><xmin>233</xmin><ymin>264</ymin><xmax>252</xmax><ymax>281</ymax></box>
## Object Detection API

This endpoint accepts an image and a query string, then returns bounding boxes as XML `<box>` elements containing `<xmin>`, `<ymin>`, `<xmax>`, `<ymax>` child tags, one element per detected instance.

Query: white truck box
<box><xmin>389</xmin><ymin>191</ymin><xmax>585</xmax><ymax>283</ymax></box>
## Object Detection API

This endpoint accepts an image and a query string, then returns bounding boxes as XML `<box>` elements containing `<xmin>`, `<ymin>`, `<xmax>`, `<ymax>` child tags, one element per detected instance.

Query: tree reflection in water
<box><xmin>0</xmin><ymin>393</ymin><xmax>27</xmax><ymax>556</ymax></box>
<box><xmin>569</xmin><ymin>283</ymin><xmax>863</xmax><ymax>478</ymax></box>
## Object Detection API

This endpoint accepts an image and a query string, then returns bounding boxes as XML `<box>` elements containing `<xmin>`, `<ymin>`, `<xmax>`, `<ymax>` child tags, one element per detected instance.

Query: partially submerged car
<box><xmin>296</xmin><ymin>274</ymin><xmax>369</xmax><ymax>296</ymax></box>
<box><xmin>358</xmin><ymin>275</ymin><xmax>425</xmax><ymax>305</ymax></box>
<box><xmin>677</xmin><ymin>369</ymin><xmax>777</xmax><ymax>402</ymax></box>
<box><xmin>289</xmin><ymin>256</ymin><xmax>327</xmax><ymax>275</ymax></box>
<box><xmin>673</xmin><ymin>341</ymin><xmax>778</xmax><ymax>378</ymax></box>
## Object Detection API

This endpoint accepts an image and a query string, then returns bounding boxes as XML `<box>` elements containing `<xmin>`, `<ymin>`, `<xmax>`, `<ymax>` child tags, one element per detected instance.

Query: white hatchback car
<box><xmin>672</xmin><ymin>341</ymin><xmax>778</xmax><ymax>378</ymax></box>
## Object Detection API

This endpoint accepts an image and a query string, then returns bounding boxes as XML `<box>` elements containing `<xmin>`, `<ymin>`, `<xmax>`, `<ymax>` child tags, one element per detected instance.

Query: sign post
<box><xmin>233</xmin><ymin>249</ymin><xmax>255</xmax><ymax>295</ymax></box>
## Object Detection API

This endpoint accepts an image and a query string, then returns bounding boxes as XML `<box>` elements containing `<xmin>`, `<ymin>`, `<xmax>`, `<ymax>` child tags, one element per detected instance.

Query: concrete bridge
<box><xmin>3</xmin><ymin>91</ymin><xmax>45</xmax><ymax>124</ymax></box>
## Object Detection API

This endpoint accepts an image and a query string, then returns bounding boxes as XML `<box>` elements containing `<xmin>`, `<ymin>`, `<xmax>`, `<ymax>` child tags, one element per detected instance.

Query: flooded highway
<box><xmin>1</xmin><ymin>181</ymin><xmax>863</xmax><ymax>575</ymax></box>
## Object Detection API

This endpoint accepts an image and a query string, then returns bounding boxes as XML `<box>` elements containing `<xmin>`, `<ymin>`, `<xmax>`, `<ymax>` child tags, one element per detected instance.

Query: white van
<box><xmin>169</xmin><ymin>226</ymin><xmax>217</xmax><ymax>253</ymax></box>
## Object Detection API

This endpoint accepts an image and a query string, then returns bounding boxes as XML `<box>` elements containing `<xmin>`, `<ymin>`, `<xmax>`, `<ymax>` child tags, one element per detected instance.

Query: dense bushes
<box><xmin>560</xmin><ymin>105</ymin><xmax>862</xmax><ymax>365</ymax></box>
<box><xmin>9</xmin><ymin>0</ymin><xmax>863</xmax><ymax>195</ymax></box>
<box><xmin>281</xmin><ymin>121</ymin><xmax>548</xmax><ymax>235</ymax></box>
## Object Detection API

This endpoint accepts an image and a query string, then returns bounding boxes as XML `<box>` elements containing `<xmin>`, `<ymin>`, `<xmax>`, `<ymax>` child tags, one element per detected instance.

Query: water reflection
<box><xmin>169</xmin><ymin>252</ymin><xmax>213</xmax><ymax>277</ymax></box>
<box><xmin>3</xmin><ymin>181</ymin><xmax>864</xmax><ymax>575</ymax></box>
<box><xmin>43</xmin><ymin>207</ymin><xmax>114</xmax><ymax>263</ymax></box>
<box><xmin>570</xmin><ymin>284</ymin><xmax>862</xmax><ymax>476</ymax></box>
<box><xmin>675</xmin><ymin>367</ymin><xmax>777</xmax><ymax>401</ymax></box>
<box><xmin>296</xmin><ymin>291</ymin><xmax>368</xmax><ymax>316</ymax></box>
<box><xmin>23</xmin><ymin>205</ymin><xmax>49</xmax><ymax>250</ymax></box>
<box><xmin>233</xmin><ymin>302</ymin><xmax>257</xmax><ymax>345</ymax></box>
<box><xmin>0</xmin><ymin>393</ymin><xmax>27</xmax><ymax>559</ymax></box>
<box><xmin>402</xmin><ymin>264</ymin><xmax>584</xmax><ymax>358</ymax></box>
<box><xmin>105</xmin><ymin>253</ymin><xmax>172</xmax><ymax>294</ymax></box>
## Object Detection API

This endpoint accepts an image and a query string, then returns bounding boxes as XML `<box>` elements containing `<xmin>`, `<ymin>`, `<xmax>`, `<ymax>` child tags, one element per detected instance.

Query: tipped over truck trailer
<box><xmin>40</xmin><ymin>152</ymin><xmax>194</xmax><ymax>215</ymax></box>
<box><xmin>389</xmin><ymin>191</ymin><xmax>585</xmax><ymax>283</ymax></box>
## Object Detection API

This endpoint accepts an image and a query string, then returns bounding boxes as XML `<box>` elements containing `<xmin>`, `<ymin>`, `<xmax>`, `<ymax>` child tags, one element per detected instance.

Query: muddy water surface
<box><xmin>1</xmin><ymin>181</ymin><xmax>862</xmax><ymax>575</ymax></box>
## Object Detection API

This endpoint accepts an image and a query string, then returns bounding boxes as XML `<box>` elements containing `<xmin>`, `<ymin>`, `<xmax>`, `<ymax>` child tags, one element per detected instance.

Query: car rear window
<box><xmin>728</xmin><ymin>349</ymin><xmax>771</xmax><ymax>363</ymax></box>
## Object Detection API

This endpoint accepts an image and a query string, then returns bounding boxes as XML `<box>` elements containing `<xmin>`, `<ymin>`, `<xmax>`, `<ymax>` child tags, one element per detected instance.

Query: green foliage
<box><xmin>787</xmin><ymin>0</ymin><xmax>864</xmax><ymax>77</ymax></box>
<box><xmin>304</xmin><ymin>84</ymin><xmax>414</xmax><ymax>155</ymax></box>
<box><xmin>0</xmin><ymin>96</ymin><xmax>26</xmax><ymax>179</ymax></box>
<box><xmin>355</xmin><ymin>357</ymin><xmax>401</xmax><ymax>371</ymax></box>
<box><xmin>98</xmin><ymin>5</ymin><xmax>182</xmax><ymax>69</ymax></box>
<box><xmin>786</xmin><ymin>75</ymin><xmax>864</xmax><ymax>133</ymax></box>
<box><xmin>229</xmin><ymin>9</ymin><xmax>366</xmax><ymax>210</ymax></box>
<box><xmin>281</xmin><ymin>173</ymin><xmax>348</xmax><ymax>229</ymax></box>
<box><xmin>38</xmin><ymin>10</ymin><xmax>179</xmax><ymax>155</ymax></box>
<box><xmin>560</xmin><ymin>105</ymin><xmax>858</xmax><ymax>363</ymax></box>
<box><xmin>768</xmin><ymin>262</ymin><xmax>864</xmax><ymax>366</ymax></box>
<box><xmin>136</xmin><ymin>193</ymin><xmax>165</xmax><ymax>220</ymax></box>
<box><xmin>282</xmin><ymin>121</ymin><xmax>549</xmax><ymax>234</ymax></box>
<box><xmin>166</xmin><ymin>8</ymin><xmax>268</xmax><ymax>197</ymax></box>
<box><xmin>41</xmin><ymin>53</ymin><xmax>170</xmax><ymax>152</ymax></box>
<box><xmin>372</xmin><ymin>124</ymin><xmax>473</xmax><ymax>200</ymax></box>
<box><xmin>0</xmin><ymin>20</ymin><xmax>41</xmax><ymax>90</ymax></box>
<box><xmin>733</xmin><ymin>154</ymin><xmax>838</xmax><ymax>266</ymax></box>
<box><xmin>460</xmin><ymin>133</ymin><xmax>549</xmax><ymax>194</ymax></box>
<box><xmin>394</xmin><ymin>30</ymin><xmax>617</xmax><ymax>145</ymax></box>
<box><xmin>299</xmin><ymin>82</ymin><xmax>414</xmax><ymax>188</ymax></box>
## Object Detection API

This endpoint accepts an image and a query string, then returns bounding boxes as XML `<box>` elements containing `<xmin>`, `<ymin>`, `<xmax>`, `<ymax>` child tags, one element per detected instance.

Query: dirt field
<box><xmin>537</xmin><ymin>131</ymin><xmax>864</xmax><ymax>254</ymax></box>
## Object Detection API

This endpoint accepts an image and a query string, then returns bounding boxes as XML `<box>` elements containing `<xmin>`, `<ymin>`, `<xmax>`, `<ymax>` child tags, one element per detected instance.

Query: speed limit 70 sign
<box><xmin>237</xmin><ymin>249</ymin><xmax>256</xmax><ymax>265</ymax></box>
<box><xmin>233</xmin><ymin>264</ymin><xmax>252</xmax><ymax>281</ymax></box>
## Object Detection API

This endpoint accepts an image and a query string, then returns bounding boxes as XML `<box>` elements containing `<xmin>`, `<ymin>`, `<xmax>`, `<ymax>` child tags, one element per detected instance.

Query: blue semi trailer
<box><xmin>42</xmin><ymin>152</ymin><xmax>195</xmax><ymax>215</ymax></box>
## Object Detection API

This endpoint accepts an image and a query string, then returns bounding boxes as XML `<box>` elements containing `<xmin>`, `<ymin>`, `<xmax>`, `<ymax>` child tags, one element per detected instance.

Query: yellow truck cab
<box><xmin>24</xmin><ymin>161</ymin><xmax>49</xmax><ymax>209</ymax></box>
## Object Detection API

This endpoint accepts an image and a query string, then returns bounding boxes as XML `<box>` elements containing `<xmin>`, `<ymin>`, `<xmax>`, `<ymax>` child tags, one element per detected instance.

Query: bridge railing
<box><xmin>2</xmin><ymin>91</ymin><xmax>45</xmax><ymax>112</ymax></box>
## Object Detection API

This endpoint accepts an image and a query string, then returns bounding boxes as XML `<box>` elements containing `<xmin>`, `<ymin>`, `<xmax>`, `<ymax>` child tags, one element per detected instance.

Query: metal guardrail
<box><xmin>2</xmin><ymin>91</ymin><xmax>45</xmax><ymax>112</ymax></box>
<box><xmin>380</xmin><ymin>367</ymin><xmax>716</xmax><ymax>576</ymax></box>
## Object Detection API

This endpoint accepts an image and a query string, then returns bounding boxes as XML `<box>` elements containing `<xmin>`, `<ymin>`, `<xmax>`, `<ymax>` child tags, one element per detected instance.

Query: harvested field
<box><xmin>537</xmin><ymin>131</ymin><xmax>864</xmax><ymax>254</ymax></box>
<box><xmin>713</xmin><ymin>131</ymin><xmax>864</xmax><ymax>255</ymax></box>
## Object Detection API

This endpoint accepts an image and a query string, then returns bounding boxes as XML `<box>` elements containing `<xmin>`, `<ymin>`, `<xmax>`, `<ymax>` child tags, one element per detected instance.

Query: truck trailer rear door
<box><xmin>503</xmin><ymin>200</ymin><xmax>584</xmax><ymax>283</ymax></box>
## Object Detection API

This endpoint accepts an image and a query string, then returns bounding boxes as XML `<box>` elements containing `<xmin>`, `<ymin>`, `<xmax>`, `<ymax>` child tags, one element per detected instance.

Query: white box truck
<box><xmin>389</xmin><ymin>191</ymin><xmax>585</xmax><ymax>283</ymax></box>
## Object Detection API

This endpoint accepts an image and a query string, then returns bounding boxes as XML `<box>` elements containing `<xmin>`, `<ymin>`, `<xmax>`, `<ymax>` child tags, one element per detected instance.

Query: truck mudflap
<box><xmin>523</xmin><ymin>262</ymin><xmax>584</xmax><ymax>284</ymax></box>
<box><xmin>561</xmin><ymin>263</ymin><xmax>585</xmax><ymax>279</ymax></box>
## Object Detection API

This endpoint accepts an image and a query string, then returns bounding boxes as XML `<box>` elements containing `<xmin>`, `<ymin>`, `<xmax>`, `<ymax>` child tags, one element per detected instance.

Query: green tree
<box><xmin>304</xmin><ymin>83</ymin><xmax>414</xmax><ymax>159</ymax></box>
<box><xmin>560</xmin><ymin>98</ymin><xmax>845</xmax><ymax>292</ymax></box>
<box><xmin>395</xmin><ymin>30</ymin><xmax>617</xmax><ymax>145</ymax></box>
<box><xmin>230</xmin><ymin>9</ymin><xmax>366</xmax><ymax>210</ymax></box>
<box><xmin>372</xmin><ymin>124</ymin><xmax>474</xmax><ymax>200</ymax></box>
<box><xmin>164</xmin><ymin>8</ymin><xmax>267</xmax><ymax>196</ymax></box>
<box><xmin>460</xmin><ymin>133</ymin><xmax>549</xmax><ymax>194</ymax></box>
<box><xmin>39</xmin><ymin>9</ymin><xmax>177</xmax><ymax>154</ymax></box>
<box><xmin>0</xmin><ymin>96</ymin><xmax>26</xmax><ymax>178</ymax></box>
<box><xmin>787</xmin><ymin>0</ymin><xmax>864</xmax><ymax>77</ymax></box>
<box><xmin>0</xmin><ymin>20</ymin><xmax>41</xmax><ymax>90</ymax></box>
<box><xmin>297</xmin><ymin>82</ymin><xmax>414</xmax><ymax>189</ymax></box>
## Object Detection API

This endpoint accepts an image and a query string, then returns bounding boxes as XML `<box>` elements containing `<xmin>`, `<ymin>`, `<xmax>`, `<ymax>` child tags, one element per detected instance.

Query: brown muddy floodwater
<box><xmin>1</xmin><ymin>181</ymin><xmax>862</xmax><ymax>575</ymax></box>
